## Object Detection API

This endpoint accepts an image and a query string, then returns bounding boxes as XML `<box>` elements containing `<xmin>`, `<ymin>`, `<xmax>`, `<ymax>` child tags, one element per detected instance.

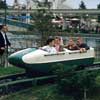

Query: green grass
<box><xmin>0</xmin><ymin>66</ymin><xmax>25</xmax><ymax>76</ymax></box>
<box><xmin>95</xmin><ymin>58</ymin><xmax>100</xmax><ymax>62</ymax></box>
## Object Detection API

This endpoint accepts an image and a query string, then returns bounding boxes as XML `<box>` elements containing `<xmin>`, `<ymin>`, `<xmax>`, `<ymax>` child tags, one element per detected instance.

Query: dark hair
<box><xmin>46</xmin><ymin>38</ymin><xmax>54</xmax><ymax>45</ymax></box>
<box><xmin>0</xmin><ymin>25</ymin><xmax>5</xmax><ymax>30</ymax></box>
<box><xmin>55</xmin><ymin>36</ymin><xmax>61</xmax><ymax>40</ymax></box>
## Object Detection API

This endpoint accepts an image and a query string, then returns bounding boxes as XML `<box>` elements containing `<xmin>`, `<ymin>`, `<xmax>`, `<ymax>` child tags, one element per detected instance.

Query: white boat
<box><xmin>8</xmin><ymin>47</ymin><xmax>95</xmax><ymax>74</ymax></box>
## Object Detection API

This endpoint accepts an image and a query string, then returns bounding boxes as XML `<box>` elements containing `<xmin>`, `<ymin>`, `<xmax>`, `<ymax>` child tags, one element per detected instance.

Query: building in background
<box><xmin>50</xmin><ymin>0</ymin><xmax>72</xmax><ymax>9</ymax></box>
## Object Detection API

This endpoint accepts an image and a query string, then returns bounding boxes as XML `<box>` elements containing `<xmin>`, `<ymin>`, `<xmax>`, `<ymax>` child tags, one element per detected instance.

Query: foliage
<box><xmin>79</xmin><ymin>1</ymin><xmax>87</xmax><ymax>19</ymax></box>
<box><xmin>0</xmin><ymin>0</ymin><xmax>7</xmax><ymax>9</ymax></box>
<box><xmin>44</xmin><ymin>0</ymin><xmax>52</xmax><ymax>8</ymax></box>
<box><xmin>30</xmin><ymin>9</ymin><xmax>57</xmax><ymax>46</ymax></box>
<box><xmin>96</xmin><ymin>75</ymin><xmax>100</xmax><ymax>86</ymax></box>
<box><xmin>97</xmin><ymin>3</ymin><xmax>100</xmax><ymax>9</ymax></box>
<box><xmin>79</xmin><ymin>1</ymin><xmax>86</xmax><ymax>9</ymax></box>
<box><xmin>36</xmin><ymin>0</ymin><xmax>51</xmax><ymax>9</ymax></box>
<box><xmin>2</xmin><ymin>84</ymin><xmax>100</xmax><ymax>100</ymax></box>
<box><xmin>52</xmin><ymin>63</ymin><xmax>100</xmax><ymax>100</ymax></box>
<box><xmin>2</xmin><ymin>85</ymin><xmax>74</xmax><ymax>100</ymax></box>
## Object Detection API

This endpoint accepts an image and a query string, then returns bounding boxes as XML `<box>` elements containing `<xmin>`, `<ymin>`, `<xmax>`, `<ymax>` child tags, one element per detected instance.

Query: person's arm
<box><xmin>75</xmin><ymin>45</ymin><xmax>80</xmax><ymax>50</ymax></box>
<box><xmin>41</xmin><ymin>46</ymin><xmax>49</xmax><ymax>52</ymax></box>
<box><xmin>5</xmin><ymin>34</ymin><xmax>11</xmax><ymax>46</ymax></box>
<box><xmin>0</xmin><ymin>33</ymin><xmax>5</xmax><ymax>47</ymax></box>
<box><xmin>0</xmin><ymin>47</ymin><xmax>5</xmax><ymax>55</ymax></box>
<box><xmin>83</xmin><ymin>43</ymin><xmax>89</xmax><ymax>50</ymax></box>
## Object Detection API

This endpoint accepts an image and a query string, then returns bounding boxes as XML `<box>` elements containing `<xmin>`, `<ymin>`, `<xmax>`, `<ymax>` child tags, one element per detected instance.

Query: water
<box><xmin>8</xmin><ymin>33</ymin><xmax>39</xmax><ymax>51</ymax></box>
<box><xmin>85</xmin><ymin>37</ymin><xmax>100</xmax><ymax>60</ymax></box>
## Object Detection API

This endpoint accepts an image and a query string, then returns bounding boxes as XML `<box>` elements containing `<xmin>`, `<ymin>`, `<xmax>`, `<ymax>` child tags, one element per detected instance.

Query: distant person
<box><xmin>65</xmin><ymin>37</ymin><xmax>79</xmax><ymax>50</ymax></box>
<box><xmin>54</xmin><ymin>36</ymin><xmax>64</xmax><ymax>52</ymax></box>
<box><xmin>42</xmin><ymin>38</ymin><xmax>57</xmax><ymax>53</ymax></box>
<box><xmin>77</xmin><ymin>37</ymin><xmax>89</xmax><ymax>52</ymax></box>
<box><xmin>0</xmin><ymin>25</ymin><xmax>11</xmax><ymax>67</ymax></box>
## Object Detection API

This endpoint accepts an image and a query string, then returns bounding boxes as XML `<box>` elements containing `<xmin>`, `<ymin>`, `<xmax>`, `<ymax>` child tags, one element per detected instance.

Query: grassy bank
<box><xmin>0</xmin><ymin>66</ymin><xmax>25</xmax><ymax>76</ymax></box>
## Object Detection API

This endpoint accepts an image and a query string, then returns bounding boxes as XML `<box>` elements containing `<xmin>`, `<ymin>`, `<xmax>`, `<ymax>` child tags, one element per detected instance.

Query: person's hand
<box><xmin>0</xmin><ymin>47</ymin><xmax>5</xmax><ymax>50</ymax></box>
<box><xmin>0</xmin><ymin>47</ymin><xmax>5</xmax><ymax>55</ymax></box>
<box><xmin>39</xmin><ymin>47</ymin><xmax>42</xmax><ymax>49</ymax></box>
<box><xmin>80</xmin><ymin>48</ymin><xmax>86</xmax><ymax>53</ymax></box>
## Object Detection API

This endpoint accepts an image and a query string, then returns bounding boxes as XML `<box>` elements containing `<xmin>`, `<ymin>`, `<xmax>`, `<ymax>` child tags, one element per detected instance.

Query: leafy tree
<box><xmin>97</xmin><ymin>3</ymin><xmax>100</xmax><ymax>10</ymax></box>
<box><xmin>0</xmin><ymin>0</ymin><xmax>7</xmax><ymax>9</ymax></box>
<box><xmin>79</xmin><ymin>1</ymin><xmax>86</xmax><ymax>9</ymax></box>
<box><xmin>52</xmin><ymin>64</ymin><xmax>99</xmax><ymax>100</ymax></box>
<box><xmin>97</xmin><ymin>3</ymin><xmax>100</xmax><ymax>22</ymax></box>
<box><xmin>30</xmin><ymin>9</ymin><xmax>56</xmax><ymax>46</ymax></box>
<box><xmin>44</xmin><ymin>0</ymin><xmax>52</xmax><ymax>9</ymax></box>
<box><xmin>36</xmin><ymin>0</ymin><xmax>51</xmax><ymax>9</ymax></box>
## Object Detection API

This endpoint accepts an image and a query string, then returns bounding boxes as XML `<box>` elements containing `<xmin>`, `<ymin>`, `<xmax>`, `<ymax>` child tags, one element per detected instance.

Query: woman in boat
<box><xmin>65</xmin><ymin>38</ymin><xmax>79</xmax><ymax>50</ymax></box>
<box><xmin>54</xmin><ymin>36</ymin><xmax>64</xmax><ymax>52</ymax></box>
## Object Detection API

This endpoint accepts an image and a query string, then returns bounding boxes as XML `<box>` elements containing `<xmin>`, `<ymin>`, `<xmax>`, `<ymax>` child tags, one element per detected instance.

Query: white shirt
<box><xmin>42</xmin><ymin>45</ymin><xmax>57</xmax><ymax>54</ymax></box>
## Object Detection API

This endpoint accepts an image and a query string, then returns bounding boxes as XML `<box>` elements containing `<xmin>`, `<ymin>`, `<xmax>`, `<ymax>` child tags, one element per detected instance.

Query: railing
<box><xmin>0</xmin><ymin>9</ymin><xmax>100</xmax><ymax>14</ymax></box>
<box><xmin>0</xmin><ymin>18</ymin><xmax>33</xmax><ymax>28</ymax></box>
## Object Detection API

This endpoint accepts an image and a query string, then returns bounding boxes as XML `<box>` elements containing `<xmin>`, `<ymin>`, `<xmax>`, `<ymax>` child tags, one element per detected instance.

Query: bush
<box><xmin>52</xmin><ymin>63</ymin><xmax>100</xmax><ymax>100</ymax></box>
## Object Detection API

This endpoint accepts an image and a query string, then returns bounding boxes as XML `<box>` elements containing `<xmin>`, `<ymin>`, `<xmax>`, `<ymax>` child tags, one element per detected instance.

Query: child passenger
<box><xmin>42</xmin><ymin>38</ymin><xmax>57</xmax><ymax>53</ymax></box>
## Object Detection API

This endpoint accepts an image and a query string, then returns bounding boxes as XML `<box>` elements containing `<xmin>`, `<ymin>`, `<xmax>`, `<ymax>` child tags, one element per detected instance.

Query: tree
<box><xmin>79</xmin><ymin>1</ymin><xmax>86</xmax><ymax>9</ymax></box>
<box><xmin>36</xmin><ymin>0</ymin><xmax>51</xmax><ymax>9</ymax></box>
<box><xmin>44</xmin><ymin>0</ymin><xmax>52</xmax><ymax>9</ymax></box>
<box><xmin>30</xmin><ymin>9</ymin><xmax>56</xmax><ymax>46</ymax></box>
<box><xmin>52</xmin><ymin>64</ymin><xmax>99</xmax><ymax>100</ymax></box>
<box><xmin>97</xmin><ymin>3</ymin><xmax>100</xmax><ymax>22</ymax></box>
<box><xmin>0</xmin><ymin>0</ymin><xmax>7</xmax><ymax>9</ymax></box>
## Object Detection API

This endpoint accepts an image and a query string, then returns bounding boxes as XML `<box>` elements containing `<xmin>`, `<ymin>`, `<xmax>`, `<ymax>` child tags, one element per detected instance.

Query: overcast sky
<box><xmin>6</xmin><ymin>0</ymin><xmax>100</xmax><ymax>9</ymax></box>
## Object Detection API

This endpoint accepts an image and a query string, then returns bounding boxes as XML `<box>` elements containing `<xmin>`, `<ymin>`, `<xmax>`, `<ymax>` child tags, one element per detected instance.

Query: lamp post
<box><xmin>4</xmin><ymin>0</ymin><xmax>7</xmax><ymax>25</ymax></box>
<box><xmin>4</xmin><ymin>0</ymin><xmax>8</xmax><ymax>67</ymax></box>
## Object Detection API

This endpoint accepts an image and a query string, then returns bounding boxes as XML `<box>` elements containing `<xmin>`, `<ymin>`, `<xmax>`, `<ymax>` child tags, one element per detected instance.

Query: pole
<box><xmin>84</xmin><ymin>88</ymin><xmax>87</xmax><ymax>100</ymax></box>
<box><xmin>4</xmin><ymin>0</ymin><xmax>7</xmax><ymax>25</ymax></box>
<box><xmin>4</xmin><ymin>0</ymin><xmax>8</xmax><ymax>67</ymax></box>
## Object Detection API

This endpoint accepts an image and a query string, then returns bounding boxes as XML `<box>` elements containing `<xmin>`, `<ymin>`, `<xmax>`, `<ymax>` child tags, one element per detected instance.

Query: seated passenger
<box><xmin>77</xmin><ymin>37</ymin><xmax>89</xmax><ymax>52</ymax></box>
<box><xmin>65</xmin><ymin>38</ymin><xmax>79</xmax><ymax>50</ymax></box>
<box><xmin>42</xmin><ymin>38</ymin><xmax>57</xmax><ymax>53</ymax></box>
<box><xmin>54</xmin><ymin>36</ymin><xmax>64</xmax><ymax>52</ymax></box>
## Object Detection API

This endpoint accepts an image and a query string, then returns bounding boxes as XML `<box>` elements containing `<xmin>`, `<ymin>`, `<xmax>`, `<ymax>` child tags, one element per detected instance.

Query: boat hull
<box><xmin>8</xmin><ymin>47</ymin><xmax>95</xmax><ymax>74</ymax></box>
<box><xmin>10</xmin><ymin>57</ymin><xmax>94</xmax><ymax>74</ymax></box>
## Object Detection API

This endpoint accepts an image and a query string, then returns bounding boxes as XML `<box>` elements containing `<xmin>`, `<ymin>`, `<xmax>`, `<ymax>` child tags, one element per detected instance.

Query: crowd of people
<box><xmin>41</xmin><ymin>36</ymin><xmax>89</xmax><ymax>53</ymax></box>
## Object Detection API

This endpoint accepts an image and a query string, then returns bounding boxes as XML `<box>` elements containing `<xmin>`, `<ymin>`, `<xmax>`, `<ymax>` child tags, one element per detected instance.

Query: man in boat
<box><xmin>42</xmin><ymin>38</ymin><xmax>57</xmax><ymax>53</ymax></box>
<box><xmin>77</xmin><ymin>37</ymin><xmax>89</xmax><ymax>52</ymax></box>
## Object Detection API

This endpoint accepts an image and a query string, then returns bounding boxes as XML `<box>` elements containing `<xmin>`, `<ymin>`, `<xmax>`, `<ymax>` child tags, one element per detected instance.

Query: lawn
<box><xmin>0</xmin><ymin>66</ymin><xmax>25</xmax><ymax>76</ymax></box>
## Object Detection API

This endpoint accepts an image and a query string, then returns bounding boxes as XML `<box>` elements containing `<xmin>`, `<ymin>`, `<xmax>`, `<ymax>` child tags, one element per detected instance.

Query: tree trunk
<box><xmin>84</xmin><ymin>88</ymin><xmax>87</xmax><ymax>100</ymax></box>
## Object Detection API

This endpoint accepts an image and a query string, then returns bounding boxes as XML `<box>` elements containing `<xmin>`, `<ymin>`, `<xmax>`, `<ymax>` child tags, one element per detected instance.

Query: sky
<box><xmin>6</xmin><ymin>0</ymin><xmax>100</xmax><ymax>9</ymax></box>
<box><xmin>71</xmin><ymin>0</ymin><xmax>100</xmax><ymax>9</ymax></box>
